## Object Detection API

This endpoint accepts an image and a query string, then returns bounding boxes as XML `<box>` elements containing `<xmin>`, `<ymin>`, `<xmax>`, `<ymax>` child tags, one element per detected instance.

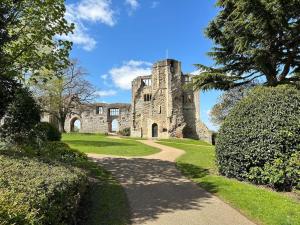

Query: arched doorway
<box><xmin>70</xmin><ymin>117</ymin><xmax>81</xmax><ymax>132</ymax></box>
<box><xmin>111</xmin><ymin>119</ymin><xmax>119</xmax><ymax>132</ymax></box>
<box><xmin>152</xmin><ymin>123</ymin><xmax>158</xmax><ymax>138</ymax></box>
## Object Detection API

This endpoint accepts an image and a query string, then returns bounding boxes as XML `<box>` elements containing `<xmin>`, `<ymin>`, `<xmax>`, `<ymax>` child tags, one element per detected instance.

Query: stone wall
<box><xmin>61</xmin><ymin>103</ymin><xmax>131</xmax><ymax>133</ymax></box>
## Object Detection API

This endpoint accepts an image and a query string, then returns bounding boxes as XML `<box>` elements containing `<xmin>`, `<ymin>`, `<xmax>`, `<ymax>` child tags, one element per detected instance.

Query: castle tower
<box><xmin>131</xmin><ymin>59</ymin><xmax>211</xmax><ymax>142</ymax></box>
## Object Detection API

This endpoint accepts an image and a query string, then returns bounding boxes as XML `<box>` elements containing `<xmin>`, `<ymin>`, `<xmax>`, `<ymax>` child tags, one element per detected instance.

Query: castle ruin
<box><xmin>42</xmin><ymin>59</ymin><xmax>212</xmax><ymax>142</ymax></box>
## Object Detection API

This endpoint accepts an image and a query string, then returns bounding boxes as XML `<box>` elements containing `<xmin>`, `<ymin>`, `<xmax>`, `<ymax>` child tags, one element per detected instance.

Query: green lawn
<box><xmin>77</xmin><ymin>160</ymin><xmax>130</xmax><ymax>225</ymax></box>
<box><xmin>62</xmin><ymin>133</ymin><xmax>159</xmax><ymax>156</ymax></box>
<box><xmin>157</xmin><ymin>139</ymin><xmax>300</xmax><ymax>225</ymax></box>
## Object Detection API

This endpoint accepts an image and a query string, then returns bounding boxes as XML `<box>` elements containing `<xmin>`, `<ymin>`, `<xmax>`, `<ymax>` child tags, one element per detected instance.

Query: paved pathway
<box><xmin>89</xmin><ymin>139</ymin><xmax>255</xmax><ymax>225</ymax></box>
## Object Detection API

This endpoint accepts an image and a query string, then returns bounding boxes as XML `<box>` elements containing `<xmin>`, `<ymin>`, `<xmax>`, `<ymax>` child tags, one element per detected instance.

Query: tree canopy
<box><xmin>193</xmin><ymin>0</ymin><xmax>300</xmax><ymax>91</ymax></box>
<box><xmin>34</xmin><ymin>60</ymin><xmax>95</xmax><ymax>132</ymax></box>
<box><xmin>2</xmin><ymin>0</ymin><xmax>73</xmax><ymax>81</ymax></box>
<box><xmin>210</xmin><ymin>83</ymin><xmax>254</xmax><ymax>126</ymax></box>
<box><xmin>0</xmin><ymin>0</ymin><xmax>73</xmax><ymax>120</ymax></box>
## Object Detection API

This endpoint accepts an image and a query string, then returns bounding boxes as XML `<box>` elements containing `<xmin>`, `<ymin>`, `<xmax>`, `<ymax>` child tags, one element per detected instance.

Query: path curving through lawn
<box><xmin>89</xmin><ymin>140</ymin><xmax>255</xmax><ymax>225</ymax></box>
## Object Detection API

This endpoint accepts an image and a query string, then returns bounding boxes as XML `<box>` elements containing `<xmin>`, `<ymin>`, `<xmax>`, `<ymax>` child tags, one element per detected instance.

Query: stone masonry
<box><xmin>41</xmin><ymin>59</ymin><xmax>211</xmax><ymax>142</ymax></box>
<box><xmin>131</xmin><ymin>59</ymin><xmax>211</xmax><ymax>142</ymax></box>
<box><xmin>63</xmin><ymin>103</ymin><xmax>131</xmax><ymax>133</ymax></box>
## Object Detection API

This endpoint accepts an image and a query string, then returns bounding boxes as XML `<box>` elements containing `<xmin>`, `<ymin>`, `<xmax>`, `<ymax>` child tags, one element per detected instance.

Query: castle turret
<box><xmin>130</xmin><ymin>59</ymin><xmax>211</xmax><ymax>142</ymax></box>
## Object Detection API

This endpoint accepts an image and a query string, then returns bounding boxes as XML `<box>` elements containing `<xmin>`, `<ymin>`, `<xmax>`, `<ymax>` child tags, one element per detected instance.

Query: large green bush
<box><xmin>35</xmin><ymin>122</ymin><xmax>61</xmax><ymax>142</ymax></box>
<box><xmin>0</xmin><ymin>153</ymin><xmax>87</xmax><ymax>225</ymax></box>
<box><xmin>216</xmin><ymin>86</ymin><xmax>300</xmax><ymax>191</ymax></box>
<box><xmin>0</xmin><ymin>87</ymin><xmax>41</xmax><ymax>145</ymax></box>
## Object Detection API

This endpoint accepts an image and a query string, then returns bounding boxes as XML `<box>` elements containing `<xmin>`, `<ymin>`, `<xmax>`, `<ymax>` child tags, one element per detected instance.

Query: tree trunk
<box><xmin>58</xmin><ymin>119</ymin><xmax>66</xmax><ymax>133</ymax></box>
<box><xmin>266</xmin><ymin>73</ymin><xmax>278</xmax><ymax>86</ymax></box>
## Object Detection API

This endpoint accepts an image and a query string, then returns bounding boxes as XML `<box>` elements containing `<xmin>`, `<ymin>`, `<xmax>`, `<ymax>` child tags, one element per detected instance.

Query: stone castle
<box><xmin>43</xmin><ymin>59</ymin><xmax>212</xmax><ymax>142</ymax></box>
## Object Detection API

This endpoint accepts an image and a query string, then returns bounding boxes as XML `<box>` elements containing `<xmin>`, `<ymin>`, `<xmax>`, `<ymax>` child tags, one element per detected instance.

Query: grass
<box><xmin>62</xmin><ymin>133</ymin><xmax>159</xmax><ymax>156</ymax></box>
<box><xmin>76</xmin><ymin>160</ymin><xmax>130</xmax><ymax>225</ymax></box>
<box><xmin>157</xmin><ymin>139</ymin><xmax>300</xmax><ymax>225</ymax></box>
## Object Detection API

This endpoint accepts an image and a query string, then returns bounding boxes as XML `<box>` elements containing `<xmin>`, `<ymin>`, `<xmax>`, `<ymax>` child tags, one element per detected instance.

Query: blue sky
<box><xmin>65</xmin><ymin>0</ymin><xmax>222</xmax><ymax>131</ymax></box>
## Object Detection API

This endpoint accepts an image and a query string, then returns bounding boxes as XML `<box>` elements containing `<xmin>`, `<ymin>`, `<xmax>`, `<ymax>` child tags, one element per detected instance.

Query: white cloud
<box><xmin>151</xmin><ymin>1</ymin><xmax>159</xmax><ymax>8</ymax></box>
<box><xmin>190</xmin><ymin>69</ymin><xmax>203</xmax><ymax>75</ymax></box>
<box><xmin>77</xmin><ymin>0</ymin><xmax>116</xmax><ymax>26</ymax></box>
<box><xmin>125</xmin><ymin>0</ymin><xmax>139</xmax><ymax>10</ymax></box>
<box><xmin>125</xmin><ymin>0</ymin><xmax>139</xmax><ymax>15</ymax></box>
<box><xmin>108</xmin><ymin>60</ymin><xmax>152</xmax><ymax>90</ymax></box>
<box><xmin>101</xmin><ymin>74</ymin><xmax>108</xmax><ymax>80</ymax></box>
<box><xmin>94</xmin><ymin>89</ymin><xmax>117</xmax><ymax>97</ymax></box>
<box><xmin>63</xmin><ymin>0</ymin><xmax>116</xmax><ymax>51</ymax></box>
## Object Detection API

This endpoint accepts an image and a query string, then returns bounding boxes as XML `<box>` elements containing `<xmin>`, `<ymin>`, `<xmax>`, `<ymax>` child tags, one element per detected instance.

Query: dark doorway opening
<box><xmin>70</xmin><ymin>117</ymin><xmax>81</xmax><ymax>132</ymax></box>
<box><xmin>152</xmin><ymin>123</ymin><xmax>158</xmax><ymax>138</ymax></box>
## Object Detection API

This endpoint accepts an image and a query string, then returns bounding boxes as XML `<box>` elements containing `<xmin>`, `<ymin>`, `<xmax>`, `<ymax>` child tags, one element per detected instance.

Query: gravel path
<box><xmin>89</xmin><ymin>140</ymin><xmax>255</xmax><ymax>225</ymax></box>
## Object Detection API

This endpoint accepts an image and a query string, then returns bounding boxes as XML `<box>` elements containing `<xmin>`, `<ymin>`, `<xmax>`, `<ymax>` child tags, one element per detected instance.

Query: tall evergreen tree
<box><xmin>193</xmin><ymin>0</ymin><xmax>300</xmax><ymax>91</ymax></box>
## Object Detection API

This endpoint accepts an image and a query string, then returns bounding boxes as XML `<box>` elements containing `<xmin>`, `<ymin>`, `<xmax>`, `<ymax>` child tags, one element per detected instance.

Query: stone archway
<box><xmin>110</xmin><ymin>119</ymin><xmax>119</xmax><ymax>133</ymax></box>
<box><xmin>152</xmin><ymin>123</ymin><xmax>158</xmax><ymax>138</ymax></box>
<box><xmin>70</xmin><ymin>117</ymin><xmax>81</xmax><ymax>132</ymax></box>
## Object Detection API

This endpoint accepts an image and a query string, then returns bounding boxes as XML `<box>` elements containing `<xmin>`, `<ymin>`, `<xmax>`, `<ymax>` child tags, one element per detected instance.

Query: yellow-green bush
<box><xmin>0</xmin><ymin>148</ymin><xmax>87</xmax><ymax>224</ymax></box>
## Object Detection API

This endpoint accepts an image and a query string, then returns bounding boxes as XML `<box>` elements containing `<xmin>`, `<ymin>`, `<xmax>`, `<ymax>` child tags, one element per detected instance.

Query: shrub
<box><xmin>0</xmin><ymin>76</ymin><xmax>20</xmax><ymax>120</ymax></box>
<box><xmin>40</xmin><ymin>141</ymin><xmax>88</xmax><ymax>163</ymax></box>
<box><xmin>118</xmin><ymin>127</ymin><xmax>130</xmax><ymax>136</ymax></box>
<box><xmin>35</xmin><ymin>122</ymin><xmax>61</xmax><ymax>142</ymax></box>
<box><xmin>0</xmin><ymin>87</ymin><xmax>41</xmax><ymax>145</ymax></box>
<box><xmin>216</xmin><ymin>86</ymin><xmax>300</xmax><ymax>191</ymax></box>
<box><xmin>0</xmin><ymin>153</ymin><xmax>87</xmax><ymax>225</ymax></box>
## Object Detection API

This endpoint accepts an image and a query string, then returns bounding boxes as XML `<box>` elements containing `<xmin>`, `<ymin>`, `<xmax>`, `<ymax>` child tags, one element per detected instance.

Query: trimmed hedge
<box><xmin>216</xmin><ymin>86</ymin><xmax>300</xmax><ymax>191</ymax></box>
<box><xmin>0</xmin><ymin>144</ymin><xmax>88</xmax><ymax>225</ymax></box>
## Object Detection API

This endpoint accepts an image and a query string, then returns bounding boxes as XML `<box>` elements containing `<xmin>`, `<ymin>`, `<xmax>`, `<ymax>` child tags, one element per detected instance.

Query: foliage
<box><xmin>118</xmin><ymin>128</ymin><xmax>131</xmax><ymax>136</ymax></box>
<box><xmin>0</xmin><ymin>0</ymin><xmax>73</xmax><ymax>120</ymax></box>
<box><xmin>210</xmin><ymin>83</ymin><xmax>255</xmax><ymax>126</ymax></box>
<box><xmin>249</xmin><ymin>152</ymin><xmax>300</xmax><ymax>190</ymax></box>
<box><xmin>0</xmin><ymin>76</ymin><xmax>20</xmax><ymax>120</ymax></box>
<box><xmin>38</xmin><ymin>141</ymin><xmax>88</xmax><ymax>163</ymax></box>
<box><xmin>216</xmin><ymin>86</ymin><xmax>300</xmax><ymax>191</ymax></box>
<box><xmin>34</xmin><ymin>60</ymin><xmax>95</xmax><ymax>132</ymax></box>
<box><xmin>193</xmin><ymin>0</ymin><xmax>300</xmax><ymax>91</ymax></box>
<box><xmin>34</xmin><ymin>122</ymin><xmax>61</xmax><ymax>142</ymax></box>
<box><xmin>158</xmin><ymin>139</ymin><xmax>300</xmax><ymax>225</ymax></box>
<box><xmin>1</xmin><ymin>0</ymin><xmax>73</xmax><ymax>81</ymax></box>
<box><xmin>0</xmin><ymin>87</ymin><xmax>41</xmax><ymax>145</ymax></box>
<box><xmin>0</xmin><ymin>152</ymin><xmax>87</xmax><ymax>225</ymax></box>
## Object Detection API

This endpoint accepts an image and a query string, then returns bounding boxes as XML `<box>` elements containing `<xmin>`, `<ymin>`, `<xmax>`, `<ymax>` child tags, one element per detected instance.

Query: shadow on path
<box><xmin>94</xmin><ymin>157</ymin><xmax>214</xmax><ymax>224</ymax></box>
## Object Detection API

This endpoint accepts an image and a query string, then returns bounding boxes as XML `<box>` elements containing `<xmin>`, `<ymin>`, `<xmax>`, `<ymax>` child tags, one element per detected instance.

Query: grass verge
<box><xmin>76</xmin><ymin>160</ymin><xmax>130</xmax><ymax>225</ymax></box>
<box><xmin>63</xmin><ymin>133</ymin><xmax>159</xmax><ymax>156</ymax></box>
<box><xmin>157</xmin><ymin>139</ymin><xmax>300</xmax><ymax>225</ymax></box>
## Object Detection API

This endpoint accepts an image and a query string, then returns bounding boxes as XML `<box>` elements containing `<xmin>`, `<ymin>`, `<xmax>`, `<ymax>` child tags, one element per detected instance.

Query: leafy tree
<box><xmin>193</xmin><ymin>0</ymin><xmax>300</xmax><ymax>91</ymax></box>
<box><xmin>2</xmin><ymin>0</ymin><xmax>73</xmax><ymax>81</ymax></box>
<box><xmin>0</xmin><ymin>1</ymin><xmax>20</xmax><ymax>119</ymax></box>
<box><xmin>35</xmin><ymin>60</ymin><xmax>95</xmax><ymax>132</ymax></box>
<box><xmin>0</xmin><ymin>0</ymin><xmax>73</xmax><ymax>120</ymax></box>
<box><xmin>210</xmin><ymin>83</ymin><xmax>255</xmax><ymax>126</ymax></box>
